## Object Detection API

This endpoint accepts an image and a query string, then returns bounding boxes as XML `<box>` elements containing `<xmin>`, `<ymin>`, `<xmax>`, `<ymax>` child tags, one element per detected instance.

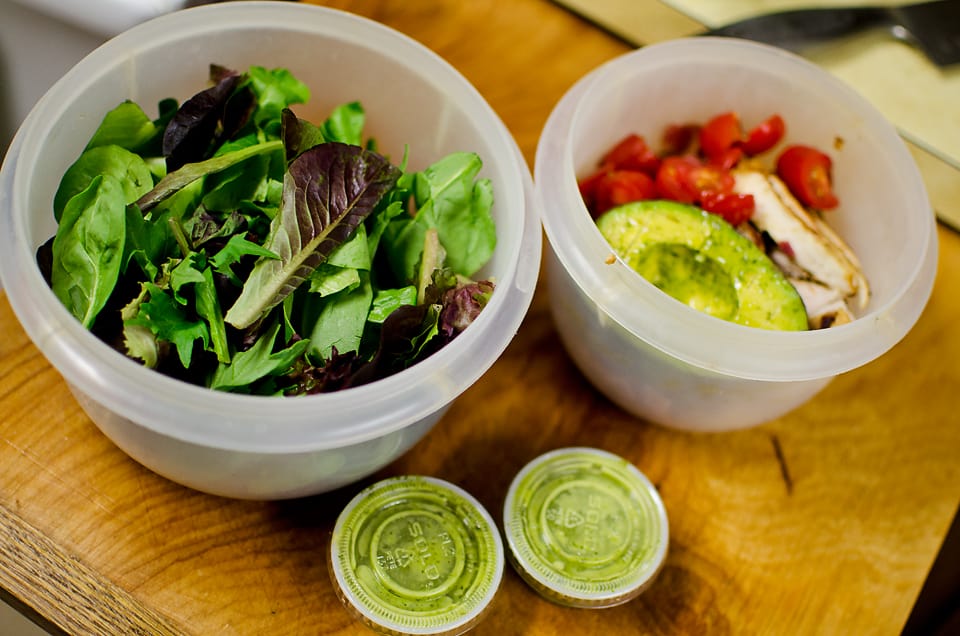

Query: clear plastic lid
<box><xmin>503</xmin><ymin>447</ymin><xmax>669</xmax><ymax>608</ymax></box>
<box><xmin>330</xmin><ymin>476</ymin><xmax>504</xmax><ymax>635</ymax></box>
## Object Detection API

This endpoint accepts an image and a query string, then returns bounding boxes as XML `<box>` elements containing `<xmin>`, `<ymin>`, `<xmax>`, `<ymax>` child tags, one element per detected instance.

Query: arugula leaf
<box><xmin>382</xmin><ymin>152</ymin><xmax>496</xmax><ymax>282</ymax></box>
<box><xmin>244</xmin><ymin>66</ymin><xmax>310</xmax><ymax>126</ymax></box>
<box><xmin>224</xmin><ymin>142</ymin><xmax>401</xmax><ymax>329</ymax></box>
<box><xmin>51</xmin><ymin>175</ymin><xmax>127</xmax><ymax>328</ymax></box>
<box><xmin>209</xmin><ymin>321</ymin><xmax>310</xmax><ymax>391</ymax></box>
<box><xmin>54</xmin><ymin>145</ymin><xmax>154</xmax><ymax>222</ymax></box>
<box><xmin>210</xmin><ymin>234</ymin><xmax>279</xmax><ymax>285</ymax></box>
<box><xmin>195</xmin><ymin>266</ymin><xmax>230</xmax><ymax>363</ymax></box>
<box><xmin>125</xmin><ymin>282</ymin><xmax>208</xmax><ymax>368</ymax></box>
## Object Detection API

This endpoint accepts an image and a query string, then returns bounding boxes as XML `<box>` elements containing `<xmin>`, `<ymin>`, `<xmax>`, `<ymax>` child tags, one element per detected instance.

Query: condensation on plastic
<box><xmin>0</xmin><ymin>3</ymin><xmax>542</xmax><ymax>498</ymax></box>
<box><xmin>535</xmin><ymin>39</ymin><xmax>937</xmax><ymax>431</ymax></box>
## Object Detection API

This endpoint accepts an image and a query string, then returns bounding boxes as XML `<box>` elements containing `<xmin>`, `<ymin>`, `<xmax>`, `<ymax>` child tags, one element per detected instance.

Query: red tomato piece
<box><xmin>577</xmin><ymin>169</ymin><xmax>607</xmax><ymax>214</ymax></box>
<box><xmin>655</xmin><ymin>156</ymin><xmax>700</xmax><ymax>204</ymax></box>
<box><xmin>661</xmin><ymin>123</ymin><xmax>700</xmax><ymax>156</ymax></box>
<box><xmin>699</xmin><ymin>112</ymin><xmax>744</xmax><ymax>165</ymax></box>
<box><xmin>700</xmin><ymin>191</ymin><xmax>755</xmax><ymax>226</ymax></box>
<box><xmin>593</xmin><ymin>170</ymin><xmax>658</xmax><ymax>215</ymax></box>
<box><xmin>743</xmin><ymin>114</ymin><xmax>786</xmax><ymax>156</ymax></box>
<box><xmin>776</xmin><ymin>145</ymin><xmax>839</xmax><ymax>210</ymax></box>
<box><xmin>688</xmin><ymin>163</ymin><xmax>735</xmax><ymax>197</ymax></box>
<box><xmin>600</xmin><ymin>133</ymin><xmax>661</xmax><ymax>175</ymax></box>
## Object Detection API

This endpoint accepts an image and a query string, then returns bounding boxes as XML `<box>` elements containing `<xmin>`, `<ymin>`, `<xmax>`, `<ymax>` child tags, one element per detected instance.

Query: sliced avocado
<box><xmin>596</xmin><ymin>200</ymin><xmax>808</xmax><ymax>331</ymax></box>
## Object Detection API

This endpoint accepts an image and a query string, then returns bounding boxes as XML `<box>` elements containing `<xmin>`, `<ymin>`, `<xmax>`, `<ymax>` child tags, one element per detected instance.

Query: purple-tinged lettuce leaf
<box><xmin>439</xmin><ymin>280</ymin><xmax>494</xmax><ymax>338</ymax></box>
<box><xmin>224</xmin><ymin>142</ymin><xmax>401</xmax><ymax>330</ymax></box>
<box><xmin>162</xmin><ymin>66</ymin><xmax>242</xmax><ymax>172</ymax></box>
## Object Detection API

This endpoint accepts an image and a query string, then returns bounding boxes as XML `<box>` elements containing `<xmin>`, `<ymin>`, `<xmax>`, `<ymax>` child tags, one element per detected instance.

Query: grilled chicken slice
<box><xmin>733</xmin><ymin>170</ymin><xmax>869</xmax><ymax>311</ymax></box>
<box><xmin>789</xmin><ymin>278</ymin><xmax>855</xmax><ymax>329</ymax></box>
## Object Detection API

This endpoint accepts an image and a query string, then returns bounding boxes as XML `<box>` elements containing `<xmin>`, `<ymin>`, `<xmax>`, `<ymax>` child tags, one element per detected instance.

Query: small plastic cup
<box><xmin>503</xmin><ymin>447</ymin><xmax>668</xmax><ymax>608</ymax></box>
<box><xmin>330</xmin><ymin>476</ymin><xmax>504</xmax><ymax>635</ymax></box>
<box><xmin>535</xmin><ymin>38</ymin><xmax>938</xmax><ymax>432</ymax></box>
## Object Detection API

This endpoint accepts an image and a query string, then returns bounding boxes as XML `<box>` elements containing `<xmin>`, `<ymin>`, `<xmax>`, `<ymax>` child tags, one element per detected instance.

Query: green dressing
<box><xmin>503</xmin><ymin>447</ymin><xmax>669</xmax><ymax>608</ymax></box>
<box><xmin>330</xmin><ymin>476</ymin><xmax>503</xmax><ymax>635</ymax></box>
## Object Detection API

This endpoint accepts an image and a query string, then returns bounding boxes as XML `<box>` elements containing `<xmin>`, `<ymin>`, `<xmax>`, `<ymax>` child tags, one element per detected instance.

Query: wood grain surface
<box><xmin>1</xmin><ymin>1</ymin><xmax>959</xmax><ymax>634</ymax></box>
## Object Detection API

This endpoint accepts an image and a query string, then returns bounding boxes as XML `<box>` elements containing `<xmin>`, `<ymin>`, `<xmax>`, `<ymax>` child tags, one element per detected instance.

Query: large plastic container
<box><xmin>0</xmin><ymin>3</ymin><xmax>541</xmax><ymax>498</ymax></box>
<box><xmin>536</xmin><ymin>38</ymin><xmax>937</xmax><ymax>432</ymax></box>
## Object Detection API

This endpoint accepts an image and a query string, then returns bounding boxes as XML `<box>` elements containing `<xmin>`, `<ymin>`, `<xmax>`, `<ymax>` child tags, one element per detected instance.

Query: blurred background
<box><xmin>0</xmin><ymin>0</ymin><xmax>213</xmax><ymax>158</ymax></box>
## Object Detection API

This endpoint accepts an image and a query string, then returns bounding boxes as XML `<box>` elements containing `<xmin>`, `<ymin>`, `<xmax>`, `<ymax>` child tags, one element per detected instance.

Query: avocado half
<box><xmin>596</xmin><ymin>200</ymin><xmax>808</xmax><ymax>331</ymax></box>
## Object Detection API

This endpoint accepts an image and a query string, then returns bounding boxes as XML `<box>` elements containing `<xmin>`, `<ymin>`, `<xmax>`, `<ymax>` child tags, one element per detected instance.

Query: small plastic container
<box><xmin>330</xmin><ymin>476</ymin><xmax>504</xmax><ymax>635</ymax></box>
<box><xmin>0</xmin><ymin>3</ymin><xmax>541</xmax><ymax>498</ymax></box>
<box><xmin>503</xmin><ymin>448</ymin><xmax>668</xmax><ymax>608</ymax></box>
<box><xmin>535</xmin><ymin>38</ymin><xmax>938</xmax><ymax>432</ymax></box>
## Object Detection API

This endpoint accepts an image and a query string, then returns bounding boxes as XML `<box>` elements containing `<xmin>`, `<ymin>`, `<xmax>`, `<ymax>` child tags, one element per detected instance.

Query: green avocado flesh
<box><xmin>596</xmin><ymin>200</ymin><xmax>808</xmax><ymax>331</ymax></box>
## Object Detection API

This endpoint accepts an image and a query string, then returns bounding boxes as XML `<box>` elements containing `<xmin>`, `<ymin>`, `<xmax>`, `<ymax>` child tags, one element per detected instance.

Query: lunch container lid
<box><xmin>502</xmin><ymin>447</ymin><xmax>669</xmax><ymax>608</ymax></box>
<box><xmin>330</xmin><ymin>475</ymin><xmax>504</xmax><ymax>635</ymax></box>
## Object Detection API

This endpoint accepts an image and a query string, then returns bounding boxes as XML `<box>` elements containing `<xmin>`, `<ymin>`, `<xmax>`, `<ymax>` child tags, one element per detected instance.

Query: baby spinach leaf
<box><xmin>85</xmin><ymin>101</ymin><xmax>158</xmax><ymax>152</ymax></box>
<box><xmin>54</xmin><ymin>145</ymin><xmax>154</xmax><ymax>222</ymax></box>
<box><xmin>224</xmin><ymin>142</ymin><xmax>401</xmax><ymax>330</ymax></box>
<box><xmin>308</xmin><ymin>266</ymin><xmax>361</xmax><ymax>297</ymax></box>
<box><xmin>51</xmin><ymin>175</ymin><xmax>127</xmax><ymax>328</ymax></box>
<box><xmin>209</xmin><ymin>321</ymin><xmax>310</xmax><ymax>391</ymax></box>
<box><xmin>307</xmin><ymin>273</ymin><xmax>373</xmax><ymax>360</ymax></box>
<box><xmin>369</xmin><ymin>286</ymin><xmax>417</xmax><ymax>323</ymax></box>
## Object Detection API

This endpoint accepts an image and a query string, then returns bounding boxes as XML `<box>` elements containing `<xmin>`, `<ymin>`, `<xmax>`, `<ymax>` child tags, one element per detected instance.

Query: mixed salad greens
<box><xmin>38</xmin><ymin>64</ymin><xmax>497</xmax><ymax>395</ymax></box>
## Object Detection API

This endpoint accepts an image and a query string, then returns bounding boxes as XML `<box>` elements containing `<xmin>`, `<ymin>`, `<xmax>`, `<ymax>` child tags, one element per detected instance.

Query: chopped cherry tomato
<box><xmin>655</xmin><ymin>156</ymin><xmax>700</xmax><ymax>203</ymax></box>
<box><xmin>776</xmin><ymin>145</ymin><xmax>839</xmax><ymax>210</ymax></box>
<box><xmin>592</xmin><ymin>170</ymin><xmax>658</xmax><ymax>215</ymax></box>
<box><xmin>700</xmin><ymin>191</ymin><xmax>755</xmax><ymax>226</ymax></box>
<box><xmin>661</xmin><ymin>123</ymin><xmax>700</xmax><ymax>156</ymax></box>
<box><xmin>600</xmin><ymin>134</ymin><xmax>661</xmax><ymax>175</ymax></box>
<box><xmin>699</xmin><ymin>112</ymin><xmax>743</xmax><ymax>165</ymax></box>
<box><xmin>742</xmin><ymin>114</ymin><xmax>785</xmax><ymax>156</ymax></box>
